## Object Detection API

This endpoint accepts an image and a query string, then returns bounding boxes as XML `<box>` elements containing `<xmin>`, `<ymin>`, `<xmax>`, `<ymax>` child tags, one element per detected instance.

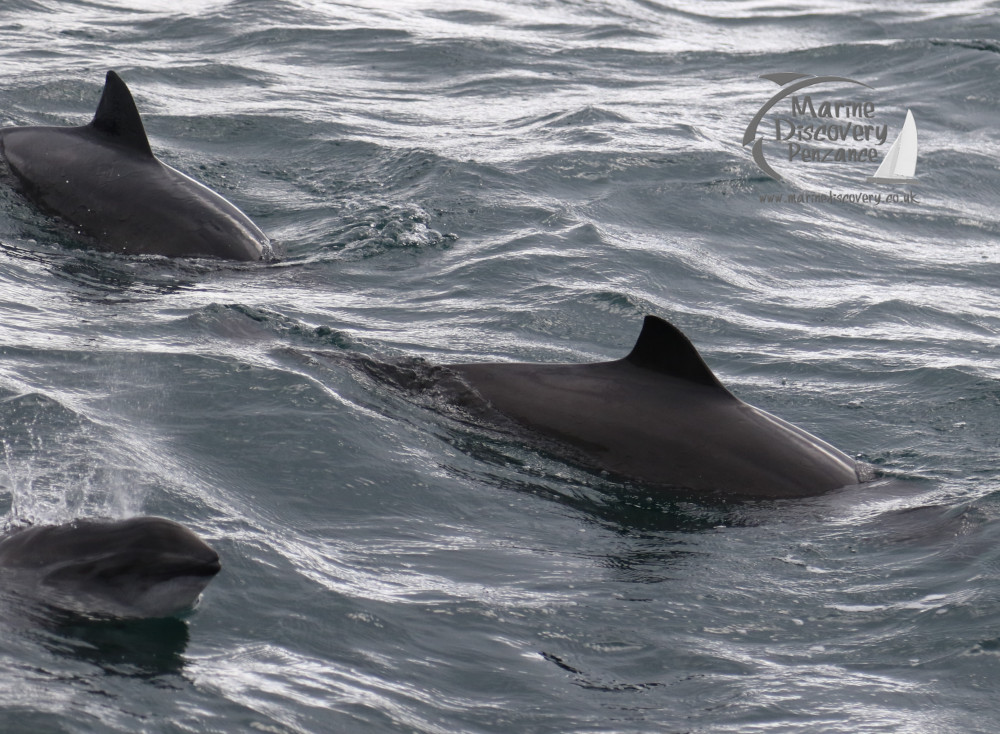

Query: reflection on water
<box><xmin>41</xmin><ymin>614</ymin><xmax>192</xmax><ymax>680</ymax></box>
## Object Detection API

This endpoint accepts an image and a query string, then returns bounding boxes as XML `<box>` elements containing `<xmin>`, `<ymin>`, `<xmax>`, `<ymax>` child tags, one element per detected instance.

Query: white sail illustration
<box><xmin>867</xmin><ymin>109</ymin><xmax>917</xmax><ymax>184</ymax></box>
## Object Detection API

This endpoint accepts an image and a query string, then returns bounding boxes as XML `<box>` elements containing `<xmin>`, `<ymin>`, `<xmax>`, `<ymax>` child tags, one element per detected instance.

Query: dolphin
<box><xmin>0</xmin><ymin>70</ymin><xmax>268</xmax><ymax>260</ymax></box>
<box><xmin>445</xmin><ymin>315</ymin><xmax>864</xmax><ymax>499</ymax></box>
<box><xmin>0</xmin><ymin>516</ymin><xmax>221</xmax><ymax>619</ymax></box>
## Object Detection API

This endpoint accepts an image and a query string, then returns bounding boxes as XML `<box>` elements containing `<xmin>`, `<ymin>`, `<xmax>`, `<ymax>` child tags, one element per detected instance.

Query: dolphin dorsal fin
<box><xmin>624</xmin><ymin>315</ymin><xmax>727</xmax><ymax>390</ymax></box>
<box><xmin>88</xmin><ymin>70</ymin><xmax>154</xmax><ymax>157</ymax></box>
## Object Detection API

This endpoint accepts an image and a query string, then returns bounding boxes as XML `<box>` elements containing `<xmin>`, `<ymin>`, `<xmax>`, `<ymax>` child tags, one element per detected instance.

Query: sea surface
<box><xmin>0</xmin><ymin>0</ymin><xmax>998</xmax><ymax>732</ymax></box>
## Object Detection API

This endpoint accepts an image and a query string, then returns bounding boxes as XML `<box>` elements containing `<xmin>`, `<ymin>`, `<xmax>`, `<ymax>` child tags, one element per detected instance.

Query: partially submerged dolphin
<box><xmin>446</xmin><ymin>315</ymin><xmax>864</xmax><ymax>498</ymax></box>
<box><xmin>0</xmin><ymin>70</ymin><xmax>268</xmax><ymax>260</ymax></box>
<box><xmin>0</xmin><ymin>516</ymin><xmax>221</xmax><ymax>619</ymax></box>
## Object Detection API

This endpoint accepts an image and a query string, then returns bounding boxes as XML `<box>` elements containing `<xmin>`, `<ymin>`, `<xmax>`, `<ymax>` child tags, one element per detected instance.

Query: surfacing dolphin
<box><xmin>0</xmin><ymin>70</ymin><xmax>268</xmax><ymax>260</ymax></box>
<box><xmin>446</xmin><ymin>315</ymin><xmax>865</xmax><ymax>499</ymax></box>
<box><xmin>0</xmin><ymin>516</ymin><xmax>221</xmax><ymax>619</ymax></box>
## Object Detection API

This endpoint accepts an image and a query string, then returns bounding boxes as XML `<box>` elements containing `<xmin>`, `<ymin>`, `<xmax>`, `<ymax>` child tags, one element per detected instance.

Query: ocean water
<box><xmin>0</xmin><ymin>0</ymin><xmax>998</xmax><ymax>731</ymax></box>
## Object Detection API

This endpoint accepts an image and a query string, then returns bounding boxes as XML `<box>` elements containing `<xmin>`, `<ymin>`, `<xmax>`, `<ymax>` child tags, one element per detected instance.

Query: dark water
<box><xmin>0</xmin><ymin>1</ymin><xmax>997</xmax><ymax>732</ymax></box>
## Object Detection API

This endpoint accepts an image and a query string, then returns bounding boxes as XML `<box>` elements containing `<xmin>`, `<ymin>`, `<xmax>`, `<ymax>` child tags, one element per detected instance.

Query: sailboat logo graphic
<box><xmin>867</xmin><ymin>110</ymin><xmax>918</xmax><ymax>184</ymax></box>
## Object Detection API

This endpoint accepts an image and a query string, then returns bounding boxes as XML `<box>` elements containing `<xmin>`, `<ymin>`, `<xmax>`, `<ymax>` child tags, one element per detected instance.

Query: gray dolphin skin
<box><xmin>448</xmin><ymin>315</ymin><xmax>862</xmax><ymax>498</ymax></box>
<box><xmin>0</xmin><ymin>516</ymin><xmax>221</xmax><ymax>619</ymax></box>
<box><xmin>0</xmin><ymin>70</ymin><xmax>268</xmax><ymax>260</ymax></box>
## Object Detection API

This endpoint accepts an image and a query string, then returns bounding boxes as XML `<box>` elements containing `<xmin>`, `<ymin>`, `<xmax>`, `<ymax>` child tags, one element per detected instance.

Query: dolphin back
<box><xmin>0</xmin><ymin>71</ymin><xmax>268</xmax><ymax>260</ymax></box>
<box><xmin>448</xmin><ymin>315</ymin><xmax>862</xmax><ymax>498</ymax></box>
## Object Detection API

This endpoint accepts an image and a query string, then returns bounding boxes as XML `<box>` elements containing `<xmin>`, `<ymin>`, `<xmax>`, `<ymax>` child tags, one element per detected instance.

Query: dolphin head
<box><xmin>0</xmin><ymin>516</ymin><xmax>221</xmax><ymax>619</ymax></box>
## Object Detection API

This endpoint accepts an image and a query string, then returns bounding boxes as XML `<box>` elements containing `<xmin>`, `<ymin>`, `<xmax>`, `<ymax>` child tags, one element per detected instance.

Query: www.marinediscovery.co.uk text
<box><xmin>758</xmin><ymin>190</ymin><xmax>919</xmax><ymax>206</ymax></box>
